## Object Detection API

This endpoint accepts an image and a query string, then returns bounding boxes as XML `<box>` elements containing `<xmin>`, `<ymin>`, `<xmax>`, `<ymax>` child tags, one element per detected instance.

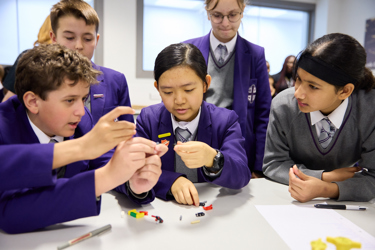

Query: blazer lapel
<box><xmin>198</xmin><ymin>32</ymin><xmax>211</xmax><ymax>65</ymax></box>
<box><xmin>90</xmin><ymin>63</ymin><xmax>107</xmax><ymax>123</ymax></box>
<box><xmin>232</xmin><ymin>35</ymin><xmax>251</xmax><ymax>126</ymax></box>
<box><xmin>196</xmin><ymin>102</ymin><xmax>212</xmax><ymax>182</ymax></box>
<box><xmin>196</xmin><ymin>102</ymin><xmax>212</xmax><ymax>145</ymax></box>
<box><xmin>158</xmin><ymin>107</ymin><xmax>175</xmax><ymax>172</ymax></box>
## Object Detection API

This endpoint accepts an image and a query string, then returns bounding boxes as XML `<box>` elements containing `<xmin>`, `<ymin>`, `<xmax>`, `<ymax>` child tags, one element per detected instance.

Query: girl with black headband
<box><xmin>262</xmin><ymin>33</ymin><xmax>375</xmax><ymax>202</ymax></box>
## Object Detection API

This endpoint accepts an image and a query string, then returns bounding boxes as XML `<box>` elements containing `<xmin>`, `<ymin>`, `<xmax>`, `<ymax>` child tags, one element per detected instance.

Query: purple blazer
<box><xmin>0</xmin><ymin>97</ymin><xmax>154</xmax><ymax>234</ymax></box>
<box><xmin>136</xmin><ymin>101</ymin><xmax>251</xmax><ymax>200</ymax></box>
<box><xmin>183</xmin><ymin>32</ymin><xmax>271</xmax><ymax>172</ymax></box>
<box><xmin>91</xmin><ymin>63</ymin><xmax>134</xmax><ymax>124</ymax></box>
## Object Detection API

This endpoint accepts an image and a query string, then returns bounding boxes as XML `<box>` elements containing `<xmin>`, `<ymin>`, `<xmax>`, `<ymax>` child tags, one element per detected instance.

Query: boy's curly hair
<box><xmin>15</xmin><ymin>43</ymin><xmax>101</xmax><ymax>105</ymax></box>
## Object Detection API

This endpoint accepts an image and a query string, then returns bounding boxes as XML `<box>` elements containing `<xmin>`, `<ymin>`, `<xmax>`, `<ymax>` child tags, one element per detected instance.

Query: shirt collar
<box><xmin>310</xmin><ymin>97</ymin><xmax>349</xmax><ymax>129</ymax></box>
<box><xmin>210</xmin><ymin>30</ymin><xmax>237</xmax><ymax>55</ymax></box>
<box><xmin>171</xmin><ymin>107</ymin><xmax>201</xmax><ymax>136</ymax></box>
<box><xmin>27</xmin><ymin>113</ymin><xmax>64</xmax><ymax>144</ymax></box>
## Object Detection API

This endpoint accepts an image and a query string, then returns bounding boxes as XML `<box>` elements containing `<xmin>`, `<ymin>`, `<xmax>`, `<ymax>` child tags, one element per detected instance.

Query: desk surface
<box><xmin>1</xmin><ymin>179</ymin><xmax>374</xmax><ymax>250</ymax></box>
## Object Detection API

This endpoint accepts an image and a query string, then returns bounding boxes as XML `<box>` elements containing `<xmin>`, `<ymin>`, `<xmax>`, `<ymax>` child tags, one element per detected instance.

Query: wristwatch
<box><xmin>206</xmin><ymin>149</ymin><xmax>224</xmax><ymax>173</ymax></box>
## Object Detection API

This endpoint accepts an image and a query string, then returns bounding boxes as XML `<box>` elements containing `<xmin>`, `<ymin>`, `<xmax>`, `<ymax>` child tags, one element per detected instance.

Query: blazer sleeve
<box><xmin>0</xmin><ymin>170</ymin><xmax>100</xmax><ymax>234</ymax></box>
<box><xmin>201</xmin><ymin>111</ymin><xmax>251</xmax><ymax>189</ymax></box>
<box><xmin>252</xmin><ymin>47</ymin><xmax>272</xmax><ymax>172</ymax></box>
<box><xmin>0</xmin><ymin>144</ymin><xmax>54</xmax><ymax>190</ymax></box>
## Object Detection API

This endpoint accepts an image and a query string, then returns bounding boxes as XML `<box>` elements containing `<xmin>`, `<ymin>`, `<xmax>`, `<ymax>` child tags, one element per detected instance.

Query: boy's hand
<box><xmin>82</xmin><ymin>106</ymin><xmax>136</xmax><ymax>159</ymax></box>
<box><xmin>174</xmin><ymin>141</ymin><xmax>217</xmax><ymax>169</ymax></box>
<box><xmin>322</xmin><ymin>166</ymin><xmax>362</xmax><ymax>182</ymax></box>
<box><xmin>288</xmin><ymin>165</ymin><xmax>339</xmax><ymax>202</ymax></box>
<box><xmin>129</xmin><ymin>144</ymin><xmax>168</xmax><ymax>194</ymax></box>
<box><xmin>94</xmin><ymin>137</ymin><xmax>157</xmax><ymax>196</ymax></box>
<box><xmin>171</xmin><ymin>177</ymin><xmax>199</xmax><ymax>206</ymax></box>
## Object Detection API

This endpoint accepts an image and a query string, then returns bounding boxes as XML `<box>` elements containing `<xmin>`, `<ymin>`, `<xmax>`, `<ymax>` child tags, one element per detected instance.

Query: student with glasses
<box><xmin>183</xmin><ymin>0</ymin><xmax>271</xmax><ymax>178</ymax></box>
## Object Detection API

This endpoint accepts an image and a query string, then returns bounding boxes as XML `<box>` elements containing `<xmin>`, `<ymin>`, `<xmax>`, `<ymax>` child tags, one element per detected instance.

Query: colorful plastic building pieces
<box><xmin>139</xmin><ymin>211</ymin><xmax>148</xmax><ymax>215</ymax></box>
<box><xmin>326</xmin><ymin>237</ymin><xmax>361</xmax><ymax>250</ymax></box>
<box><xmin>191</xmin><ymin>220</ymin><xmax>200</xmax><ymax>224</ymax></box>
<box><xmin>311</xmin><ymin>238</ymin><xmax>327</xmax><ymax>250</ymax></box>
<box><xmin>151</xmin><ymin>215</ymin><xmax>164</xmax><ymax>223</ymax></box>
<box><xmin>128</xmin><ymin>209</ymin><xmax>137</xmax><ymax>215</ymax></box>
<box><xmin>135</xmin><ymin>213</ymin><xmax>144</xmax><ymax>218</ymax></box>
<box><xmin>128</xmin><ymin>209</ymin><xmax>146</xmax><ymax>219</ymax></box>
<box><xmin>203</xmin><ymin>204</ymin><xmax>213</xmax><ymax>211</ymax></box>
<box><xmin>196</xmin><ymin>212</ymin><xmax>205</xmax><ymax>217</ymax></box>
<box><xmin>130</xmin><ymin>211</ymin><xmax>137</xmax><ymax>218</ymax></box>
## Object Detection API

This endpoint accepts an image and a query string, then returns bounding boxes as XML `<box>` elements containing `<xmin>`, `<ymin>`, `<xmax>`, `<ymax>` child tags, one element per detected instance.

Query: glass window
<box><xmin>0</xmin><ymin>0</ymin><xmax>95</xmax><ymax>65</ymax></box>
<box><xmin>138</xmin><ymin>0</ymin><xmax>313</xmax><ymax>77</ymax></box>
<box><xmin>242</xmin><ymin>6</ymin><xmax>309</xmax><ymax>75</ymax></box>
<box><xmin>143</xmin><ymin>0</ymin><xmax>210</xmax><ymax>72</ymax></box>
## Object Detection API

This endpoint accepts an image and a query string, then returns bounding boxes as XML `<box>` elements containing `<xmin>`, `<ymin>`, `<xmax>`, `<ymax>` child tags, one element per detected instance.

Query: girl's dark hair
<box><xmin>154</xmin><ymin>43</ymin><xmax>208</xmax><ymax>88</ymax></box>
<box><xmin>293</xmin><ymin>33</ymin><xmax>375</xmax><ymax>92</ymax></box>
<box><xmin>275</xmin><ymin>55</ymin><xmax>295</xmax><ymax>93</ymax></box>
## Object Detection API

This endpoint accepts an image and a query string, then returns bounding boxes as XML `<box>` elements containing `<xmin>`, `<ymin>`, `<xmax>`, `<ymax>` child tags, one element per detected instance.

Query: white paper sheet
<box><xmin>255</xmin><ymin>205</ymin><xmax>375</xmax><ymax>250</ymax></box>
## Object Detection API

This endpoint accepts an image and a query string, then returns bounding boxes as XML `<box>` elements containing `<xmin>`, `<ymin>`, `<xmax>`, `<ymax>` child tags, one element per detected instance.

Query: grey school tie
<box><xmin>175</xmin><ymin>127</ymin><xmax>197</xmax><ymax>182</ymax></box>
<box><xmin>49</xmin><ymin>139</ymin><xmax>66</xmax><ymax>178</ymax></box>
<box><xmin>217</xmin><ymin>44</ymin><xmax>228</xmax><ymax>66</ymax></box>
<box><xmin>318</xmin><ymin>118</ymin><xmax>336</xmax><ymax>149</ymax></box>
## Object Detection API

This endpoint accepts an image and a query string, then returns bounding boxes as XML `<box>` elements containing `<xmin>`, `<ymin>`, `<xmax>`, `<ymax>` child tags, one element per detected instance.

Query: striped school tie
<box><xmin>217</xmin><ymin>44</ymin><xmax>228</xmax><ymax>66</ymax></box>
<box><xmin>318</xmin><ymin>118</ymin><xmax>336</xmax><ymax>148</ymax></box>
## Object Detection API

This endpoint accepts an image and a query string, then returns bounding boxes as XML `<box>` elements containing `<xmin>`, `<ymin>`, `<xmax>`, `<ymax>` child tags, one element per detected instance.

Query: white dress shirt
<box><xmin>210</xmin><ymin>31</ymin><xmax>237</xmax><ymax>62</ymax></box>
<box><xmin>310</xmin><ymin>98</ymin><xmax>348</xmax><ymax>137</ymax></box>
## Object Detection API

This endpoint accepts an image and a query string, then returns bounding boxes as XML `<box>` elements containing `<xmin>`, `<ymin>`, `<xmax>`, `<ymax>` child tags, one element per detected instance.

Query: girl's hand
<box><xmin>322</xmin><ymin>166</ymin><xmax>362</xmax><ymax>182</ymax></box>
<box><xmin>288</xmin><ymin>165</ymin><xmax>339</xmax><ymax>202</ymax></box>
<box><xmin>174</xmin><ymin>141</ymin><xmax>217</xmax><ymax>169</ymax></box>
<box><xmin>170</xmin><ymin>177</ymin><xmax>199</xmax><ymax>206</ymax></box>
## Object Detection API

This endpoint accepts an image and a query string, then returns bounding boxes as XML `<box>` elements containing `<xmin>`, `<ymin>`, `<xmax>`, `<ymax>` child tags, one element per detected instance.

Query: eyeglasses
<box><xmin>209</xmin><ymin>12</ymin><xmax>242</xmax><ymax>24</ymax></box>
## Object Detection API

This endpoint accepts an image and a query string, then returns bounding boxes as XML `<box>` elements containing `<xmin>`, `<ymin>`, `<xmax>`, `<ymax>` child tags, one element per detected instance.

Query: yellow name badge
<box><xmin>158</xmin><ymin>132</ymin><xmax>171</xmax><ymax>139</ymax></box>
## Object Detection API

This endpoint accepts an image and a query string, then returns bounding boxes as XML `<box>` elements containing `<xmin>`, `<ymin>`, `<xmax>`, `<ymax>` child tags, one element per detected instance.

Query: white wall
<box><xmin>326</xmin><ymin>0</ymin><xmax>375</xmax><ymax>45</ymax></box>
<box><xmin>103</xmin><ymin>0</ymin><xmax>375</xmax><ymax>106</ymax></box>
<box><xmin>103</xmin><ymin>0</ymin><xmax>160</xmax><ymax>107</ymax></box>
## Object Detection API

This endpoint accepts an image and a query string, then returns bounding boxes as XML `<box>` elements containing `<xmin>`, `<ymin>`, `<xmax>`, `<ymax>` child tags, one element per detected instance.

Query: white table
<box><xmin>1</xmin><ymin>179</ymin><xmax>374</xmax><ymax>250</ymax></box>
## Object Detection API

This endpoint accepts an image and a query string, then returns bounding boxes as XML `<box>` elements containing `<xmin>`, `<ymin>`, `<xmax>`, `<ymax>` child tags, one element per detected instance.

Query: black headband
<box><xmin>298</xmin><ymin>54</ymin><xmax>356</xmax><ymax>86</ymax></box>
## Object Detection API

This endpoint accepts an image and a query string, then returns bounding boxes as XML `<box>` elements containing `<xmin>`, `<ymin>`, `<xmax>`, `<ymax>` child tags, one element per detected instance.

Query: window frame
<box><xmin>136</xmin><ymin>0</ymin><xmax>315</xmax><ymax>78</ymax></box>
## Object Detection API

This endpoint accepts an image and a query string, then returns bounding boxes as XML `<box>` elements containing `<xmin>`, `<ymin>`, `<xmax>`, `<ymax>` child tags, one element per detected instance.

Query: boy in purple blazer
<box><xmin>49</xmin><ymin>0</ymin><xmax>133</xmax><ymax>124</ymax></box>
<box><xmin>136</xmin><ymin>43</ymin><xmax>250</xmax><ymax>206</ymax></box>
<box><xmin>0</xmin><ymin>44</ymin><xmax>167</xmax><ymax>234</ymax></box>
<box><xmin>2</xmin><ymin>0</ymin><xmax>134</xmax><ymax>124</ymax></box>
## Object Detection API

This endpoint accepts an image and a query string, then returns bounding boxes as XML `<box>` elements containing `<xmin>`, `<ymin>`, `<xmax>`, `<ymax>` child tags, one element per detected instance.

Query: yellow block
<box><xmin>158</xmin><ymin>133</ymin><xmax>171</xmax><ymax>138</ymax></box>
<box><xmin>128</xmin><ymin>209</ymin><xmax>137</xmax><ymax>216</ymax></box>
<box><xmin>136</xmin><ymin>213</ymin><xmax>145</xmax><ymax>218</ymax></box>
